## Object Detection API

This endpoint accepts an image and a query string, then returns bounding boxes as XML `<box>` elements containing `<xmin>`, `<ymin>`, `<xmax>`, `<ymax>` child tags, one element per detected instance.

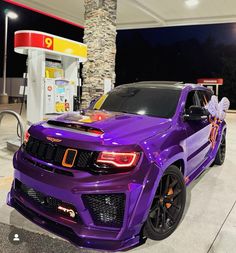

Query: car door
<box><xmin>183</xmin><ymin>90</ymin><xmax>212</xmax><ymax>175</ymax></box>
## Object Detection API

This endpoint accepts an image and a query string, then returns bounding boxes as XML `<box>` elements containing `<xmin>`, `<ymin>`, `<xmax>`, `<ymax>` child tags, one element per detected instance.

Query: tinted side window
<box><xmin>185</xmin><ymin>91</ymin><xmax>199</xmax><ymax>112</ymax></box>
<box><xmin>198</xmin><ymin>90</ymin><xmax>213</xmax><ymax>107</ymax></box>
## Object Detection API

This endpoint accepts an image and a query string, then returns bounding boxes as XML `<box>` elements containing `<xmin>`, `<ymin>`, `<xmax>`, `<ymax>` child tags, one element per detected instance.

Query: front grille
<box><xmin>82</xmin><ymin>194</ymin><xmax>125</xmax><ymax>228</ymax></box>
<box><xmin>23</xmin><ymin>157</ymin><xmax>74</xmax><ymax>177</ymax></box>
<box><xmin>77</xmin><ymin>150</ymin><xmax>94</xmax><ymax>168</ymax></box>
<box><xmin>15</xmin><ymin>179</ymin><xmax>79</xmax><ymax>221</ymax></box>
<box><xmin>25</xmin><ymin>136</ymin><xmax>95</xmax><ymax>170</ymax></box>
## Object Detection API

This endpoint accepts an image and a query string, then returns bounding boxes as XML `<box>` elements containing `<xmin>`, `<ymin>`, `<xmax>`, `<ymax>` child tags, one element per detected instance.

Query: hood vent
<box><xmin>47</xmin><ymin>120</ymin><xmax>104</xmax><ymax>135</ymax></box>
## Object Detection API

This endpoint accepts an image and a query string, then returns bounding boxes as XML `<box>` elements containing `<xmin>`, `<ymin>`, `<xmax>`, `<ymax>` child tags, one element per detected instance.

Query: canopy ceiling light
<box><xmin>185</xmin><ymin>0</ymin><xmax>199</xmax><ymax>8</ymax></box>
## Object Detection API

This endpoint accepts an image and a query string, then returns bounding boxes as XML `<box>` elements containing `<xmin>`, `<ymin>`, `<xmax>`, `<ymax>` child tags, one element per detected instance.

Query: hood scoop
<box><xmin>47</xmin><ymin>110</ymin><xmax>119</xmax><ymax>135</ymax></box>
<box><xmin>47</xmin><ymin>120</ymin><xmax>104</xmax><ymax>135</ymax></box>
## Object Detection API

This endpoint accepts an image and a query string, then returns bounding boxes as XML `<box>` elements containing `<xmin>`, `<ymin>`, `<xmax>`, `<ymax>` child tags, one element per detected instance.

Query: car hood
<box><xmin>44</xmin><ymin>110</ymin><xmax>172</xmax><ymax>145</ymax></box>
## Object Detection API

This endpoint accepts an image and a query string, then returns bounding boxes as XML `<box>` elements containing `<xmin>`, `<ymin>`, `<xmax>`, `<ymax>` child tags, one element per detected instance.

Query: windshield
<box><xmin>99</xmin><ymin>86</ymin><xmax>181</xmax><ymax>118</ymax></box>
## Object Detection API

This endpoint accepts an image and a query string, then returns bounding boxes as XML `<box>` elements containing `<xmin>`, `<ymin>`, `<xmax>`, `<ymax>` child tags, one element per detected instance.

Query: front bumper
<box><xmin>7</xmin><ymin>149</ymin><xmax>161</xmax><ymax>251</ymax></box>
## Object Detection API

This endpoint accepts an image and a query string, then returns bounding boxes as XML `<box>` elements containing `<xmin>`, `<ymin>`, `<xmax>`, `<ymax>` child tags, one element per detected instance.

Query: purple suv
<box><xmin>7</xmin><ymin>82</ymin><xmax>226</xmax><ymax>251</ymax></box>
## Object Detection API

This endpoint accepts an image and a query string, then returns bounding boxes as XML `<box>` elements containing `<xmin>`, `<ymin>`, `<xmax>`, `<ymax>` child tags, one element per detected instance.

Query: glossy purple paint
<box><xmin>7</xmin><ymin>83</ymin><xmax>226</xmax><ymax>251</ymax></box>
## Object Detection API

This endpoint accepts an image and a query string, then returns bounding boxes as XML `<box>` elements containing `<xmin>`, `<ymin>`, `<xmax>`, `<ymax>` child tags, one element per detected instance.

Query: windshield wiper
<box><xmin>119</xmin><ymin>110</ymin><xmax>138</xmax><ymax>115</ymax></box>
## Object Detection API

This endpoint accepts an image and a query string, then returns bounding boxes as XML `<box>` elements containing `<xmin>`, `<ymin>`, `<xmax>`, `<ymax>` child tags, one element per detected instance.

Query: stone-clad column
<box><xmin>82</xmin><ymin>0</ymin><xmax>117</xmax><ymax>108</ymax></box>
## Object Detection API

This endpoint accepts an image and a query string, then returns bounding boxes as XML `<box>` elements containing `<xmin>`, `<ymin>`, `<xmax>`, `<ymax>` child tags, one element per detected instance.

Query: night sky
<box><xmin>1</xmin><ymin>1</ymin><xmax>236</xmax><ymax>108</ymax></box>
<box><xmin>116</xmin><ymin>24</ymin><xmax>236</xmax><ymax>107</ymax></box>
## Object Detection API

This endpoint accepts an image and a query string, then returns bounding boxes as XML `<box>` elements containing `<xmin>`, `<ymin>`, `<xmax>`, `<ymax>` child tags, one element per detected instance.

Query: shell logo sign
<box><xmin>197</xmin><ymin>78</ymin><xmax>223</xmax><ymax>85</ymax></box>
<box><xmin>47</xmin><ymin>86</ymin><xmax>53</xmax><ymax>91</ymax></box>
<box><xmin>14</xmin><ymin>30</ymin><xmax>87</xmax><ymax>61</ymax></box>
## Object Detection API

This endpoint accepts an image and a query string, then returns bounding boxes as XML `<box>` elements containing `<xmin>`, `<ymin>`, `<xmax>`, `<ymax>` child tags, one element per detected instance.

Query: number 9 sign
<box><xmin>44</xmin><ymin>36</ymin><xmax>53</xmax><ymax>50</ymax></box>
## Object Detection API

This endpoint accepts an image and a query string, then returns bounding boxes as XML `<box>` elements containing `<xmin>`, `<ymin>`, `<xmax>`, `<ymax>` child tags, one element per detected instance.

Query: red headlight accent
<box><xmin>96</xmin><ymin>152</ymin><xmax>140</xmax><ymax>168</ymax></box>
<box><xmin>24</xmin><ymin>130</ymin><xmax>30</xmax><ymax>144</ymax></box>
<box><xmin>87</xmin><ymin>129</ymin><xmax>104</xmax><ymax>135</ymax></box>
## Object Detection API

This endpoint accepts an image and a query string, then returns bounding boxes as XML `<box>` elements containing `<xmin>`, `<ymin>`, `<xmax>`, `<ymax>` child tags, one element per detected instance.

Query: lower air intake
<box><xmin>82</xmin><ymin>193</ymin><xmax>125</xmax><ymax>228</ymax></box>
<box><xmin>15</xmin><ymin>179</ymin><xmax>79</xmax><ymax>221</ymax></box>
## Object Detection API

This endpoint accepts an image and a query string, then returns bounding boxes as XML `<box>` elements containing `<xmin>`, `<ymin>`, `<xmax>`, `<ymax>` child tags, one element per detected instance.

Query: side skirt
<box><xmin>185</xmin><ymin>155</ymin><xmax>215</xmax><ymax>186</ymax></box>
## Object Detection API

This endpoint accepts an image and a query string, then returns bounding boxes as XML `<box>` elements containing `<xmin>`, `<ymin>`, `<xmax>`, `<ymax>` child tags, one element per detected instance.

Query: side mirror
<box><xmin>184</xmin><ymin>105</ymin><xmax>209</xmax><ymax>121</ymax></box>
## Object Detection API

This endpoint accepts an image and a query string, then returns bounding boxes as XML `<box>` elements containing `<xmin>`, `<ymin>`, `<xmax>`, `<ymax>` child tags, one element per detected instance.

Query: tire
<box><xmin>214</xmin><ymin>133</ymin><xmax>226</xmax><ymax>165</ymax></box>
<box><xmin>143</xmin><ymin>165</ymin><xmax>186</xmax><ymax>240</ymax></box>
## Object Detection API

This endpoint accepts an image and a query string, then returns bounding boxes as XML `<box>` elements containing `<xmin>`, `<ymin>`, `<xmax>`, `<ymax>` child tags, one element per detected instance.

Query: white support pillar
<box><xmin>27</xmin><ymin>50</ymin><xmax>45</xmax><ymax>125</ymax></box>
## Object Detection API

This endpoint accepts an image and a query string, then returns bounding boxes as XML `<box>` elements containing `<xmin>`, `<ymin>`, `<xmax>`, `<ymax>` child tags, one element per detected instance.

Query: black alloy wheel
<box><xmin>214</xmin><ymin>133</ymin><xmax>226</xmax><ymax>165</ymax></box>
<box><xmin>143</xmin><ymin>165</ymin><xmax>186</xmax><ymax>240</ymax></box>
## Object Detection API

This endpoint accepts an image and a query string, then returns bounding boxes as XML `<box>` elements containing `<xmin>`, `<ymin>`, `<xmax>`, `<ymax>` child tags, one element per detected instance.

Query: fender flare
<box><xmin>134</xmin><ymin>147</ymin><xmax>186</xmax><ymax>227</ymax></box>
<box><xmin>154</xmin><ymin>145</ymin><xmax>186</xmax><ymax>174</ymax></box>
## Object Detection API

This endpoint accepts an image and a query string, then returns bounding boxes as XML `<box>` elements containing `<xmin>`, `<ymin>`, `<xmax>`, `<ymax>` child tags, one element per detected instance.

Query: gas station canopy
<box><xmin>10</xmin><ymin>0</ymin><xmax>236</xmax><ymax>29</ymax></box>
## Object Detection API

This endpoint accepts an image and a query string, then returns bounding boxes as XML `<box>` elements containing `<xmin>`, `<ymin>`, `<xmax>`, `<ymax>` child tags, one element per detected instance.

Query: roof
<box><xmin>119</xmin><ymin>81</ymin><xmax>186</xmax><ymax>90</ymax></box>
<box><xmin>117</xmin><ymin>81</ymin><xmax>210</xmax><ymax>92</ymax></box>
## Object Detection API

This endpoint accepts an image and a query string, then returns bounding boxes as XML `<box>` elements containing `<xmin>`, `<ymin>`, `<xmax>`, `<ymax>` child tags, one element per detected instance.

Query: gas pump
<box><xmin>14</xmin><ymin>30</ymin><xmax>87</xmax><ymax>125</ymax></box>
